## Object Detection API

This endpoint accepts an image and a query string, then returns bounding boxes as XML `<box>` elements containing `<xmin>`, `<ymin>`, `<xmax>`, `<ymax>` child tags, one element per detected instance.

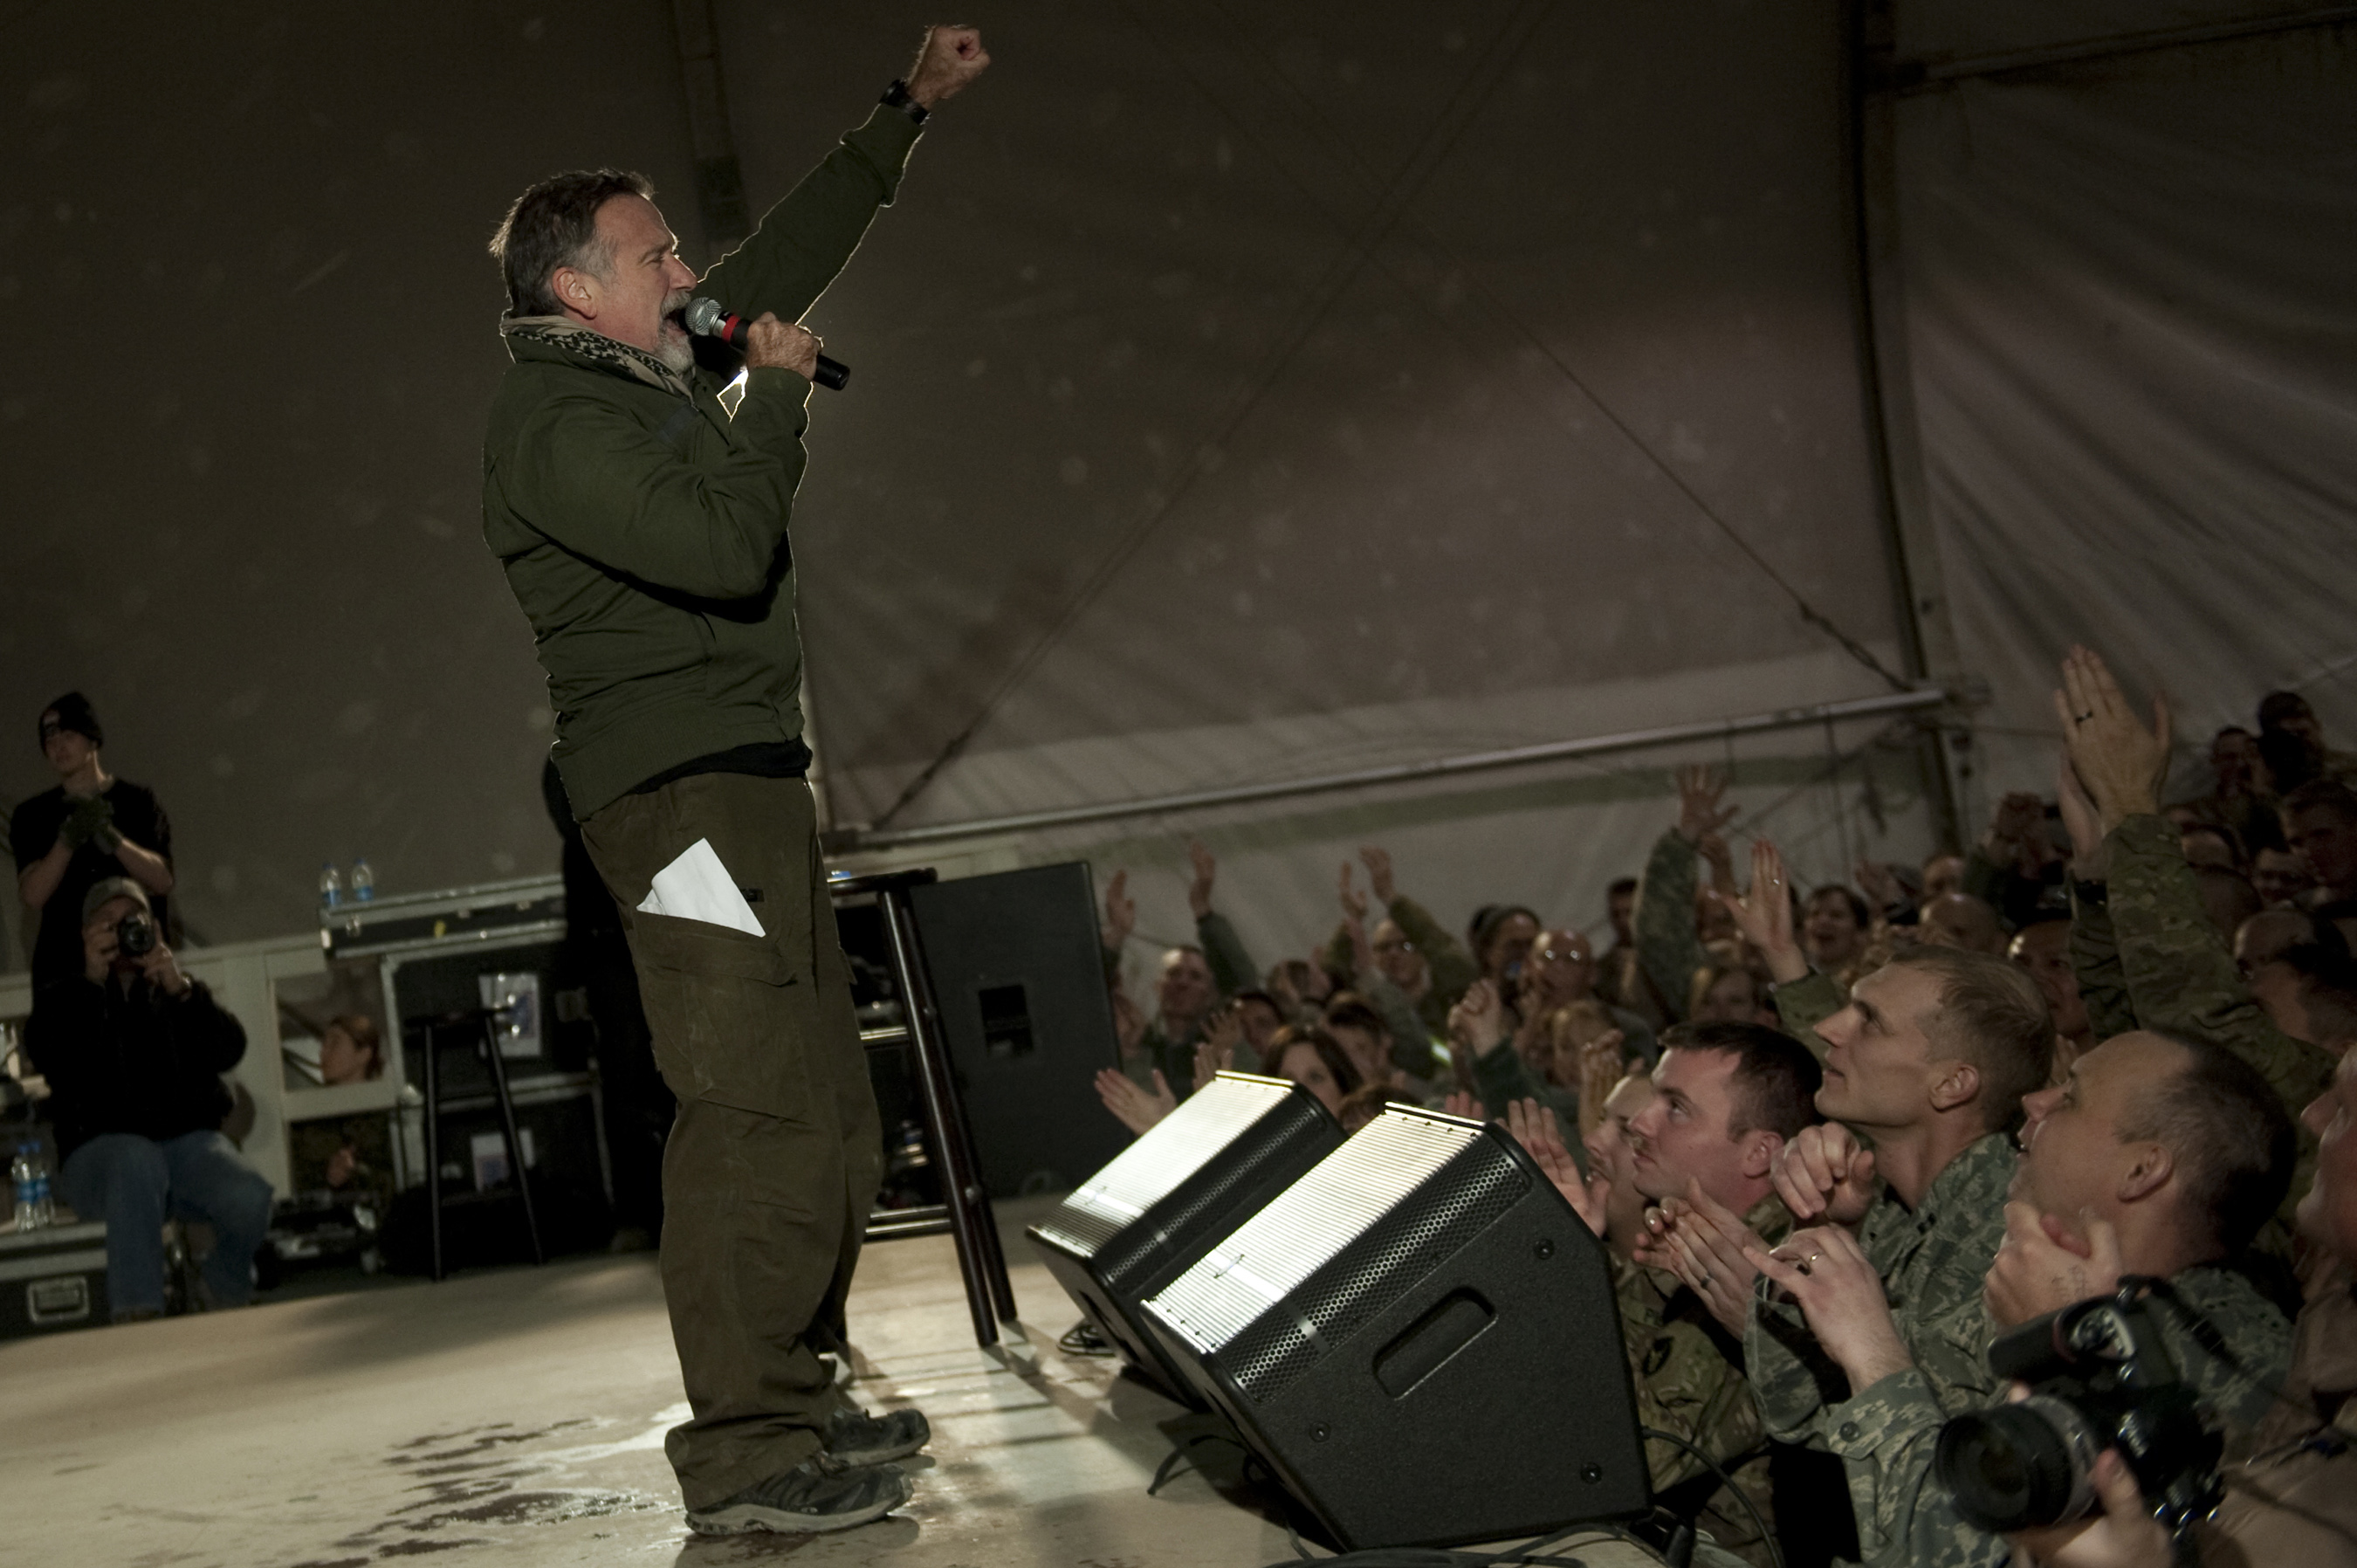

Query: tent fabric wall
<box><xmin>1885</xmin><ymin>13</ymin><xmax>2357</xmax><ymax>814</ymax></box>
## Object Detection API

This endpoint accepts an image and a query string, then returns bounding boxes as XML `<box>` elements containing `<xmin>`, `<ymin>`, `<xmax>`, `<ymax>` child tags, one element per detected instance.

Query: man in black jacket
<box><xmin>24</xmin><ymin>878</ymin><xmax>272</xmax><ymax>1320</ymax></box>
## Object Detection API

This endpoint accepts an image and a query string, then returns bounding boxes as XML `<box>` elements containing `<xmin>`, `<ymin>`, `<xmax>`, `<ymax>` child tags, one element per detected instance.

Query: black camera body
<box><xmin>116</xmin><ymin>911</ymin><xmax>155</xmax><ymax>959</ymax></box>
<box><xmin>1935</xmin><ymin>1282</ymin><xmax>2221</xmax><ymax>1535</ymax></box>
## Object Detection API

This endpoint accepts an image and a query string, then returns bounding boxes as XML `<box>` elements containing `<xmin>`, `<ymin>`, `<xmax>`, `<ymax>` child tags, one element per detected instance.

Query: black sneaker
<box><xmin>684</xmin><ymin>1455</ymin><xmax>911</xmax><ymax>1536</ymax></box>
<box><xmin>824</xmin><ymin>1400</ymin><xmax>931</xmax><ymax>1467</ymax></box>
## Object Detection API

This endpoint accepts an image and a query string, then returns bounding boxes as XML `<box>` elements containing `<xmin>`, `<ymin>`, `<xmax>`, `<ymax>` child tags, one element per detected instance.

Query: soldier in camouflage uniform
<box><xmin>1740</xmin><ymin>948</ymin><xmax>2054</xmax><ymax>1565</ymax></box>
<box><xmin>1513</xmin><ymin>1020</ymin><xmax>1824</xmax><ymax>1567</ymax></box>
<box><xmin>2053</xmin><ymin>647</ymin><xmax>2337</xmax><ymax>1241</ymax></box>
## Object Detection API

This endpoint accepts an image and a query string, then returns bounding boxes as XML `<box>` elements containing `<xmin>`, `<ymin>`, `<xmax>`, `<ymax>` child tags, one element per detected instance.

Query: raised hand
<box><xmin>1696</xmin><ymin>829</ymin><xmax>1738</xmax><ymax>892</ymax></box>
<box><xmin>1337</xmin><ymin>861</ymin><xmax>1370</xmax><ymax>923</ymax></box>
<box><xmin>1714</xmin><ymin>837</ymin><xmax>1807</xmax><ymax>984</ymax></box>
<box><xmin>1745</xmin><ymin>1225</ymin><xmax>1914</xmax><ymax>1394</ymax></box>
<box><xmin>1574</xmin><ymin>1028</ymin><xmax>1627</xmax><ymax>1138</ymax></box>
<box><xmin>1102</xmin><ymin>869</ymin><xmax>1137</xmax><ymax>952</ymax></box>
<box><xmin>1358</xmin><ymin>845</ymin><xmax>1398</xmax><ymax>906</ymax></box>
<box><xmin>1442</xmin><ymin>1090</ymin><xmax>1488</xmax><ymax>1123</ymax></box>
<box><xmin>2054</xmin><ymin>645</ymin><xmax>2172</xmax><ymax>830</ymax></box>
<box><xmin>904</xmin><ymin>24</ymin><xmax>991</xmax><ymax>108</ymax></box>
<box><xmin>1984</xmin><ymin>1201</ymin><xmax>2123</xmax><ymax>1329</ymax></box>
<box><xmin>1109</xmin><ymin>987</ymin><xmax>1146</xmax><ymax>1056</ymax></box>
<box><xmin>2056</xmin><ymin>757</ymin><xmax>2106</xmax><ymax>880</ymax></box>
<box><xmin>1773</xmin><ymin>1123</ymin><xmax>1879</xmax><ymax>1227</ymax></box>
<box><xmin>1505</xmin><ymin>1097</ymin><xmax>1607</xmax><ymax>1237</ymax></box>
<box><xmin>1853</xmin><ymin>859</ymin><xmax>1901</xmax><ymax>914</ymax></box>
<box><xmin>1675</xmin><ymin>765</ymin><xmax>1739</xmax><ymax>844</ymax></box>
<box><xmin>1186</xmin><ymin>839</ymin><xmax>1217</xmax><ymax>920</ymax></box>
<box><xmin>2005</xmin><ymin>1448</ymin><xmax>2174</xmax><ymax>1568</ymax></box>
<box><xmin>1095</xmin><ymin>1067</ymin><xmax>1176</xmax><ymax>1136</ymax></box>
<box><xmin>1195</xmin><ymin>1004</ymin><xmax>1243</xmax><ymax>1090</ymax></box>
<box><xmin>1643</xmin><ymin>1181</ymin><xmax>1767</xmax><ymax>1337</ymax></box>
<box><xmin>1446</xmin><ymin>979</ymin><xmax>1507</xmax><ymax>1057</ymax></box>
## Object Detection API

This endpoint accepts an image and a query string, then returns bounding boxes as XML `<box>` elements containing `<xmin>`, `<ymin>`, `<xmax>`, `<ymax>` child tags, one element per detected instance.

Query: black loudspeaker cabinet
<box><xmin>909</xmin><ymin>862</ymin><xmax>1129</xmax><ymax>1196</ymax></box>
<box><xmin>1027</xmin><ymin>1072</ymin><xmax>1343</xmax><ymax>1405</ymax></box>
<box><xmin>1141</xmin><ymin>1106</ymin><xmax>1649</xmax><ymax>1550</ymax></box>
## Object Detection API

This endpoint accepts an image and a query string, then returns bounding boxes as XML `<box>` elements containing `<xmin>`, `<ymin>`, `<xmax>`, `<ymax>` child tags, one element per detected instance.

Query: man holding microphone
<box><xmin>481</xmin><ymin>26</ymin><xmax>987</xmax><ymax>1537</ymax></box>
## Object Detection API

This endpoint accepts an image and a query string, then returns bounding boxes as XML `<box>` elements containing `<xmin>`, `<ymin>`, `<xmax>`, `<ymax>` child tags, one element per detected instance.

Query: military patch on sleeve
<box><xmin>1643</xmin><ymin>1337</ymin><xmax>1674</xmax><ymax>1377</ymax></box>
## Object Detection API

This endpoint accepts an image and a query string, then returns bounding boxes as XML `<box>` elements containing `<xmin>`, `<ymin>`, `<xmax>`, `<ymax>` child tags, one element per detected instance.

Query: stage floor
<box><xmin>0</xmin><ymin>1194</ymin><xmax>1303</xmax><ymax>1568</ymax></box>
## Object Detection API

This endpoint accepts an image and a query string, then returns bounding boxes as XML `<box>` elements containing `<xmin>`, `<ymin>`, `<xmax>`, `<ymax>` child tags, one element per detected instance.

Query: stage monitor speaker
<box><xmin>1027</xmin><ymin>1071</ymin><xmax>1343</xmax><ymax>1404</ymax></box>
<box><xmin>908</xmin><ymin>862</ymin><xmax>1129</xmax><ymax>1196</ymax></box>
<box><xmin>1140</xmin><ymin>1105</ymin><xmax>1648</xmax><ymax>1550</ymax></box>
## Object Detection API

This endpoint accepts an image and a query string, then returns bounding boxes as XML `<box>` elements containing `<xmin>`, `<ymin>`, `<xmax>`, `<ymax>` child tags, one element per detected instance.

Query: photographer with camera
<box><xmin>21</xmin><ymin>879</ymin><xmax>272</xmax><ymax>1321</ymax></box>
<box><xmin>2002</xmin><ymin>1042</ymin><xmax>2357</xmax><ymax>1566</ymax></box>
<box><xmin>10</xmin><ymin>692</ymin><xmax>178</xmax><ymax>992</ymax></box>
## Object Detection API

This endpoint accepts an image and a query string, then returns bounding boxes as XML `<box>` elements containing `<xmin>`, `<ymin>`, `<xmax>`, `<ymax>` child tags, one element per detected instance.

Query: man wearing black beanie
<box><xmin>10</xmin><ymin>692</ymin><xmax>178</xmax><ymax>991</ymax></box>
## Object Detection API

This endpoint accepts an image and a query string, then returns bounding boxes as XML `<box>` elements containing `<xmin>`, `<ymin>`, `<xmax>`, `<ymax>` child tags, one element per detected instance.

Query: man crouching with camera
<box><xmin>2004</xmin><ymin>1040</ymin><xmax>2357</xmax><ymax>1566</ymax></box>
<box><xmin>22</xmin><ymin>877</ymin><xmax>273</xmax><ymax>1321</ymax></box>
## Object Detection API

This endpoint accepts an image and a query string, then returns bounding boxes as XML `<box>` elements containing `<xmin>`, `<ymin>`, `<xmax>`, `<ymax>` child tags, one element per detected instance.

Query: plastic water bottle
<box><xmin>351</xmin><ymin>857</ymin><xmax>375</xmax><ymax>903</ymax></box>
<box><xmin>11</xmin><ymin>1143</ymin><xmax>51</xmax><ymax>1231</ymax></box>
<box><xmin>320</xmin><ymin>862</ymin><xmax>343</xmax><ymax>911</ymax></box>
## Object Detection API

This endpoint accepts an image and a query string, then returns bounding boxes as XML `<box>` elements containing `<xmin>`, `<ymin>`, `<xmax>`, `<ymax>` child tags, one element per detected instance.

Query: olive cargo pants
<box><xmin>581</xmin><ymin>774</ymin><xmax>882</xmax><ymax>1510</ymax></box>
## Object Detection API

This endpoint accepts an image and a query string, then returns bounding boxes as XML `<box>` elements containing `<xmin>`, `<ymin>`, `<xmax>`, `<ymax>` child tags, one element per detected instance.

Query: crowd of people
<box><xmin>1092</xmin><ymin>647</ymin><xmax>2357</xmax><ymax>1568</ymax></box>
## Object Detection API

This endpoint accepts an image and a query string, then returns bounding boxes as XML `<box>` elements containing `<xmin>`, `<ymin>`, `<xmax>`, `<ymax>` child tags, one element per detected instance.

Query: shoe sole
<box><xmin>684</xmin><ymin>1475</ymin><xmax>910</xmax><ymax>1537</ymax></box>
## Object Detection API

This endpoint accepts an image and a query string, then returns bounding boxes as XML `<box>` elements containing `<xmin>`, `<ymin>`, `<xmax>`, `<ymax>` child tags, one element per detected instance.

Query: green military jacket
<box><xmin>1633</xmin><ymin>829</ymin><xmax>1710</xmax><ymax>1024</ymax></box>
<box><xmin>2069</xmin><ymin>813</ymin><xmax>2337</xmax><ymax>1234</ymax></box>
<box><xmin>1618</xmin><ymin>1193</ymin><xmax>1795</xmax><ymax>1568</ymax></box>
<box><xmin>482</xmin><ymin>108</ymin><xmax>923</xmax><ymax>819</ymax></box>
<box><xmin>1319</xmin><ymin>893</ymin><xmax>1478</xmax><ymax>1038</ymax></box>
<box><xmin>1771</xmin><ymin>969</ymin><xmax>1845</xmax><ymax>1055</ymax></box>
<box><xmin>1746</xmin><ymin>1132</ymin><xmax>2017</xmax><ymax>1565</ymax></box>
<box><xmin>1784</xmin><ymin>1260</ymin><xmax>2295</xmax><ymax>1568</ymax></box>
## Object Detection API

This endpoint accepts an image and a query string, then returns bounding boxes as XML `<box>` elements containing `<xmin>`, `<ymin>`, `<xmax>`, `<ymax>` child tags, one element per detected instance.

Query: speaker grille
<box><xmin>1031</xmin><ymin>1074</ymin><xmax>1301</xmax><ymax>1259</ymax></box>
<box><xmin>1144</xmin><ymin>1111</ymin><xmax>1529</xmax><ymax>1405</ymax></box>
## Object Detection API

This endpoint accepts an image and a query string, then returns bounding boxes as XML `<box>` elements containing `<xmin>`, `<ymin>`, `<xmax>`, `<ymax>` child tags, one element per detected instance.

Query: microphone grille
<box><xmin>682</xmin><ymin>297</ymin><xmax>724</xmax><ymax>336</ymax></box>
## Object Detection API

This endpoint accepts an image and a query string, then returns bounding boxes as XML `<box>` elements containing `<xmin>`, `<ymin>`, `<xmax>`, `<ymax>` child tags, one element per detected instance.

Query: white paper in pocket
<box><xmin>636</xmin><ymin>837</ymin><xmax>766</xmax><ymax>938</ymax></box>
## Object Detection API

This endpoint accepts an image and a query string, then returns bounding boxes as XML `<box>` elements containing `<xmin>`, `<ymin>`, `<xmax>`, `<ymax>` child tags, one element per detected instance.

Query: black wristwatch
<box><xmin>881</xmin><ymin>79</ymin><xmax>929</xmax><ymax>126</ymax></box>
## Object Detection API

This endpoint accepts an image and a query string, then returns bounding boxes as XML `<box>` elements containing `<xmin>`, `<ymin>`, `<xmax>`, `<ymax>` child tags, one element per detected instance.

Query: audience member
<box><xmin>2283</xmin><ymin>778</ymin><xmax>2357</xmax><ymax>904</ymax></box>
<box><xmin>2055</xmin><ymin>644</ymin><xmax>2337</xmax><ymax>1233</ymax></box>
<box><xmin>1731</xmin><ymin>947</ymin><xmax>2051</xmax><ymax>1565</ymax></box>
<box><xmin>1514</xmin><ymin>926</ymin><xmax>1657</xmax><ymax>1069</ymax></box>
<box><xmin>2252</xmin><ymin>837</ymin><xmax>2314</xmax><ymax>907</ymax></box>
<box><xmin>22</xmin><ymin>879</ymin><xmax>273</xmax><ymax>1320</ymax></box>
<box><xmin>1509</xmin><ymin>1021</ymin><xmax>1822</xmax><ymax>1567</ymax></box>
<box><xmin>2179</xmin><ymin>820</ymin><xmax>2245</xmax><ymax>872</ymax></box>
<box><xmin>2244</xmin><ymin>942</ymin><xmax>2357</xmax><ymax>1058</ymax></box>
<box><xmin>2260</xmin><ymin>689</ymin><xmax>2357</xmax><ymax>785</ymax></box>
<box><xmin>1917</xmin><ymin>891</ymin><xmax>2007</xmax><ymax>954</ymax></box>
<box><xmin>1259</xmin><ymin>1025</ymin><xmax>1360</xmax><ymax>1118</ymax></box>
<box><xmin>2005</xmin><ymin>915</ymin><xmax>2095</xmax><ymax>1083</ymax></box>
<box><xmin>1320</xmin><ymin>846</ymin><xmax>1476</xmax><ymax>1037</ymax></box>
<box><xmin>1632</xmin><ymin>766</ymin><xmax>1743</xmax><ymax>1028</ymax></box>
<box><xmin>2193</xmin><ymin>863</ymin><xmax>2264</xmax><ymax>939</ymax></box>
<box><xmin>1467</xmin><ymin>903</ymin><xmax>1543</xmax><ymax>1001</ymax></box>
<box><xmin>1597</xmin><ymin>875</ymin><xmax>1677</xmax><ymax>1031</ymax></box>
<box><xmin>2006</xmin><ymin>1042</ymin><xmax>2357</xmax><ymax>1568</ymax></box>
<box><xmin>1921</xmin><ymin>853</ymin><xmax>1965</xmax><ymax>901</ymax></box>
<box><xmin>1100</xmin><ymin>842</ymin><xmax>1258</xmax><ymax>1098</ymax></box>
<box><xmin>1800</xmin><ymin>885</ymin><xmax>1869</xmax><ymax>979</ymax></box>
<box><xmin>10</xmin><ymin>693</ymin><xmax>179</xmax><ymax>993</ymax></box>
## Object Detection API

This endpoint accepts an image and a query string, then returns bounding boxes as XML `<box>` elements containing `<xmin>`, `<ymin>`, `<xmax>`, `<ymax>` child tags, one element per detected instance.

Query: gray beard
<box><xmin>654</xmin><ymin>332</ymin><xmax>696</xmax><ymax>375</ymax></box>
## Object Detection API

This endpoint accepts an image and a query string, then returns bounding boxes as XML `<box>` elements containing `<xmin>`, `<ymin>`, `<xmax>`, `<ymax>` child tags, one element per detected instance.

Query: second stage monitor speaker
<box><xmin>1141</xmin><ymin>1105</ymin><xmax>1649</xmax><ymax>1550</ymax></box>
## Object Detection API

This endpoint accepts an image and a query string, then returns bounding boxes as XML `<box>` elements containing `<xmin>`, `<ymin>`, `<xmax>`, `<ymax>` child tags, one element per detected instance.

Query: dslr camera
<box><xmin>116</xmin><ymin>910</ymin><xmax>156</xmax><ymax>959</ymax></box>
<box><xmin>1935</xmin><ymin>1281</ymin><xmax>2221</xmax><ymax>1535</ymax></box>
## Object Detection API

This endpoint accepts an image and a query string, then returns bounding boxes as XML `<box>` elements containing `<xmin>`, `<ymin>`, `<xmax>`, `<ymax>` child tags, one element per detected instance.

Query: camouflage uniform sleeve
<box><xmin>2161</xmin><ymin>1266</ymin><xmax>2297</xmax><ymax>1448</ymax></box>
<box><xmin>2065</xmin><ymin>877</ymin><xmax>2139</xmax><ymax>1042</ymax></box>
<box><xmin>1635</xmin><ymin>829</ymin><xmax>1708</xmax><ymax>1023</ymax></box>
<box><xmin>1317</xmin><ymin>921</ymin><xmax>1355</xmax><ymax>990</ymax></box>
<box><xmin>1195</xmin><ymin>910</ymin><xmax>1258</xmax><ymax>1000</ymax></box>
<box><xmin>1821</xmin><ymin>1368</ymin><xmax>2011</xmax><ymax>1568</ymax></box>
<box><xmin>1361</xmin><ymin>974</ymin><xmax>1443</xmax><ymax>1077</ymax></box>
<box><xmin>1630</xmin><ymin>1316</ymin><xmax>1766</xmax><ymax>1494</ymax></box>
<box><xmin>1770</xmin><ymin>971</ymin><xmax>1843</xmax><ymax>1057</ymax></box>
<box><xmin>1389</xmin><ymin>895</ymin><xmax>1477</xmax><ymax>1014</ymax></box>
<box><xmin>1469</xmin><ymin>1040</ymin><xmax>1542</xmax><ymax>1114</ymax></box>
<box><xmin>2104</xmin><ymin>815</ymin><xmax>2336</xmax><ymax>1216</ymax></box>
<box><xmin>1742</xmin><ymin>1291</ymin><xmax>1843</xmax><ymax>1446</ymax></box>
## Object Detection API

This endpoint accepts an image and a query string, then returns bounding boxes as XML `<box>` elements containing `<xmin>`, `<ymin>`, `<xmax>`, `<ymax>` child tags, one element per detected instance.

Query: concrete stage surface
<box><xmin>1</xmin><ymin>1194</ymin><xmax>1670</xmax><ymax>1567</ymax></box>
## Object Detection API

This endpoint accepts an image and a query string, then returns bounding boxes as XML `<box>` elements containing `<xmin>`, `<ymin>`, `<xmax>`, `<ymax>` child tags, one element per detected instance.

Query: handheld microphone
<box><xmin>682</xmin><ymin>297</ymin><xmax>850</xmax><ymax>390</ymax></box>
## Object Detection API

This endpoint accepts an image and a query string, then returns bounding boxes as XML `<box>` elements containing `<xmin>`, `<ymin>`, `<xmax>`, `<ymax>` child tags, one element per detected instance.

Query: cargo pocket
<box><xmin>629</xmin><ymin>911</ymin><xmax>813</xmax><ymax>1122</ymax></box>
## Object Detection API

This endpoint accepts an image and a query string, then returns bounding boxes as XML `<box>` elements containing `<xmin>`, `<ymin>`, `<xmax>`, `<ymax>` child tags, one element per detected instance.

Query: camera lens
<box><xmin>117</xmin><ymin>913</ymin><xmax>155</xmax><ymax>959</ymax></box>
<box><xmin>1936</xmin><ymin>1396</ymin><xmax>2099</xmax><ymax>1532</ymax></box>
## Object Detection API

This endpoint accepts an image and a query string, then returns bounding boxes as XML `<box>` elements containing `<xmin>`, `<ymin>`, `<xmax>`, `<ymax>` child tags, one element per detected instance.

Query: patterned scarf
<box><xmin>499</xmin><ymin>313</ymin><xmax>693</xmax><ymax>399</ymax></box>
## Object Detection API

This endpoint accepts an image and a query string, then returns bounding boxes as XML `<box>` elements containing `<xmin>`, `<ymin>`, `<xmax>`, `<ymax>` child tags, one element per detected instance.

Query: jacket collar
<box><xmin>499</xmin><ymin>313</ymin><xmax>692</xmax><ymax>399</ymax></box>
